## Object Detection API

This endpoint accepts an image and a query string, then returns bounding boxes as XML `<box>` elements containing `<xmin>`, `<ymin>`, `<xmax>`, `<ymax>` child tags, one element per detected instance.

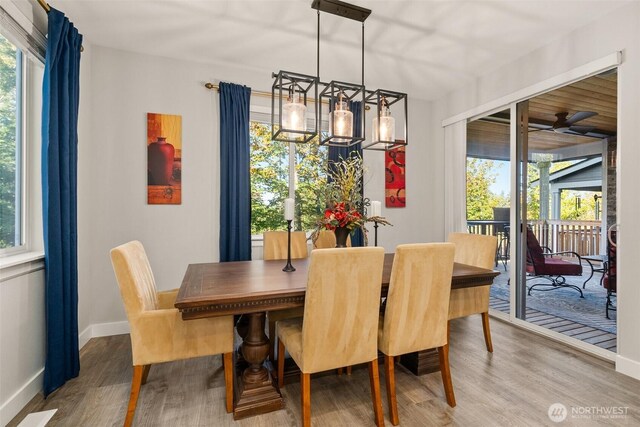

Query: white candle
<box><xmin>284</xmin><ymin>198</ymin><xmax>295</xmax><ymax>221</ymax></box>
<box><xmin>371</xmin><ymin>201</ymin><xmax>381</xmax><ymax>218</ymax></box>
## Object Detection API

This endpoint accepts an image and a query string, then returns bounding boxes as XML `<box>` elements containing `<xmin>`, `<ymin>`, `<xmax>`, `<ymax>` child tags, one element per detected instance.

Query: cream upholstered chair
<box><xmin>110</xmin><ymin>241</ymin><xmax>234</xmax><ymax>427</ymax></box>
<box><xmin>263</xmin><ymin>231</ymin><xmax>309</xmax><ymax>362</ymax></box>
<box><xmin>263</xmin><ymin>230</ymin><xmax>308</xmax><ymax>260</ymax></box>
<box><xmin>379</xmin><ymin>243</ymin><xmax>456</xmax><ymax>425</ymax></box>
<box><xmin>447</xmin><ymin>232</ymin><xmax>498</xmax><ymax>352</ymax></box>
<box><xmin>277</xmin><ymin>247</ymin><xmax>386</xmax><ymax>427</ymax></box>
<box><xmin>313</xmin><ymin>229</ymin><xmax>352</xmax><ymax>249</ymax></box>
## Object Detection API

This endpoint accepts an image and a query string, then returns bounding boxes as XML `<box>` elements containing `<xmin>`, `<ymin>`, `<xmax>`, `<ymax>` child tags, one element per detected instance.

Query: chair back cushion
<box><xmin>263</xmin><ymin>231</ymin><xmax>309</xmax><ymax>260</ymax></box>
<box><xmin>381</xmin><ymin>243</ymin><xmax>455</xmax><ymax>356</ymax></box>
<box><xmin>526</xmin><ymin>228</ymin><xmax>546</xmax><ymax>268</ymax></box>
<box><xmin>110</xmin><ymin>241</ymin><xmax>159</xmax><ymax>318</ymax></box>
<box><xmin>301</xmin><ymin>247</ymin><xmax>385</xmax><ymax>373</ymax></box>
<box><xmin>313</xmin><ymin>230</ymin><xmax>352</xmax><ymax>249</ymax></box>
<box><xmin>448</xmin><ymin>232</ymin><xmax>497</xmax><ymax>270</ymax></box>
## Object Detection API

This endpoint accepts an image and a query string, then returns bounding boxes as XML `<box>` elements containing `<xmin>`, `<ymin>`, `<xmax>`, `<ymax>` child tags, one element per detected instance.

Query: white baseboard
<box><xmin>1</xmin><ymin>320</ymin><xmax>129</xmax><ymax>425</ymax></box>
<box><xmin>0</xmin><ymin>369</ymin><xmax>44</xmax><ymax>427</ymax></box>
<box><xmin>91</xmin><ymin>320</ymin><xmax>129</xmax><ymax>339</ymax></box>
<box><xmin>616</xmin><ymin>354</ymin><xmax>640</xmax><ymax>380</ymax></box>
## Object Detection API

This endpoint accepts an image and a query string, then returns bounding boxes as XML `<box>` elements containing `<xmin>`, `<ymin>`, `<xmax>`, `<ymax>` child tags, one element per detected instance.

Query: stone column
<box><xmin>537</xmin><ymin>161</ymin><xmax>551</xmax><ymax>220</ymax></box>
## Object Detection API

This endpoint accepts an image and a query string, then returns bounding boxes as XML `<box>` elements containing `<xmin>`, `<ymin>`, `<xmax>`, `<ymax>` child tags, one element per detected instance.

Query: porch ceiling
<box><xmin>467</xmin><ymin>72</ymin><xmax>617</xmax><ymax>161</ymax></box>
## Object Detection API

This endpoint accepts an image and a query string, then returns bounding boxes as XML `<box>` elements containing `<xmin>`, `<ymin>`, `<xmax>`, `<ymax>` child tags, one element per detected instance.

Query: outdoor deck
<box><xmin>488</xmin><ymin>261</ymin><xmax>616</xmax><ymax>353</ymax></box>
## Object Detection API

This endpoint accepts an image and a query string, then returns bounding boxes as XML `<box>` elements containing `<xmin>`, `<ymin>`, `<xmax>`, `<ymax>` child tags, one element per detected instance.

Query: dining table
<box><xmin>175</xmin><ymin>253</ymin><xmax>499</xmax><ymax>419</ymax></box>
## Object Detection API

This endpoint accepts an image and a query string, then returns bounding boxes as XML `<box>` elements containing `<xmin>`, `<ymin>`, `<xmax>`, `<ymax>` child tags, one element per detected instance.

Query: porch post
<box><xmin>551</xmin><ymin>189</ymin><xmax>561</xmax><ymax>220</ymax></box>
<box><xmin>538</xmin><ymin>161</ymin><xmax>551</xmax><ymax>220</ymax></box>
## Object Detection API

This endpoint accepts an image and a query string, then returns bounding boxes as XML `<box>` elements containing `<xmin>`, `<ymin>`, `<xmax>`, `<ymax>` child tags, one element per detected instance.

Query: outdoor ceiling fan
<box><xmin>530</xmin><ymin>111</ymin><xmax>598</xmax><ymax>135</ymax></box>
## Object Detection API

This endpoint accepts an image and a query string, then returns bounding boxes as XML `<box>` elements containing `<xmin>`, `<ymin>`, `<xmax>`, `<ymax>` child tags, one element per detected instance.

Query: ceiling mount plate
<box><xmin>311</xmin><ymin>0</ymin><xmax>371</xmax><ymax>22</ymax></box>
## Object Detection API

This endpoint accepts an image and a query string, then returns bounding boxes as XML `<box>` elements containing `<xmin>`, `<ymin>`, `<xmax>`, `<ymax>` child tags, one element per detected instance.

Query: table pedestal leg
<box><xmin>400</xmin><ymin>349</ymin><xmax>440</xmax><ymax>375</ymax></box>
<box><xmin>233</xmin><ymin>312</ymin><xmax>284</xmax><ymax>419</ymax></box>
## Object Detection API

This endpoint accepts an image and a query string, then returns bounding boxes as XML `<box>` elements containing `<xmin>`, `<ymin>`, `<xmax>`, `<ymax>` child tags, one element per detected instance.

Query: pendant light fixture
<box><xmin>364</xmin><ymin>89</ymin><xmax>408</xmax><ymax>151</ymax></box>
<box><xmin>271</xmin><ymin>0</ymin><xmax>409</xmax><ymax>151</ymax></box>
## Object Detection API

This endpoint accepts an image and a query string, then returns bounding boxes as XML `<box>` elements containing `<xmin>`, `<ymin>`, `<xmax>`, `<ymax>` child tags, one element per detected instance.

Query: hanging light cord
<box><xmin>317</xmin><ymin>9</ymin><xmax>320</xmax><ymax>82</ymax></box>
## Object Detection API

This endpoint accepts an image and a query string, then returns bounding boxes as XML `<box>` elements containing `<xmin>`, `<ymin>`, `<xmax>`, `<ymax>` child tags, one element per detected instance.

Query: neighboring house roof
<box><xmin>531</xmin><ymin>157</ymin><xmax>602</xmax><ymax>192</ymax></box>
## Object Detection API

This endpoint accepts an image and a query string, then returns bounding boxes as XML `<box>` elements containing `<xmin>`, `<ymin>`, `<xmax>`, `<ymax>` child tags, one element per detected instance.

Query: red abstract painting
<box><xmin>385</xmin><ymin>146</ymin><xmax>406</xmax><ymax>208</ymax></box>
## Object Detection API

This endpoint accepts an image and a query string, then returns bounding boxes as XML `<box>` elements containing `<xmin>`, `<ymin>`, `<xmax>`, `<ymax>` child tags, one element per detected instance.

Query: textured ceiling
<box><xmin>53</xmin><ymin>0</ymin><xmax>631</xmax><ymax>100</ymax></box>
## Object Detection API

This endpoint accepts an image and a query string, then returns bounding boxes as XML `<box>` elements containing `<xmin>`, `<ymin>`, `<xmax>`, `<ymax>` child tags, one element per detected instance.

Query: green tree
<box><xmin>0</xmin><ymin>34</ymin><xmax>18</xmax><ymax>248</ymax></box>
<box><xmin>466</xmin><ymin>158</ymin><xmax>509</xmax><ymax>220</ymax></box>
<box><xmin>249</xmin><ymin>122</ymin><xmax>328</xmax><ymax>234</ymax></box>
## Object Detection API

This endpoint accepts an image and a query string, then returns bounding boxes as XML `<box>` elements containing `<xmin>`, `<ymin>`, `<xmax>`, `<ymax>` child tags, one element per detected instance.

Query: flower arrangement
<box><xmin>311</xmin><ymin>154</ymin><xmax>391</xmax><ymax>246</ymax></box>
<box><xmin>322</xmin><ymin>201</ymin><xmax>364</xmax><ymax>231</ymax></box>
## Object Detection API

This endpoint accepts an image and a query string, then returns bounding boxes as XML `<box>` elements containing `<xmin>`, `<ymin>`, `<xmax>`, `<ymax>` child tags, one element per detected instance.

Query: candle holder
<box><xmin>283</xmin><ymin>220</ymin><xmax>296</xmax><ymax>272</ymax></box>
<box><xmin>374</xmin><ymin>220</ymin><xmax>379</xmax><ymax>247</ymax></box>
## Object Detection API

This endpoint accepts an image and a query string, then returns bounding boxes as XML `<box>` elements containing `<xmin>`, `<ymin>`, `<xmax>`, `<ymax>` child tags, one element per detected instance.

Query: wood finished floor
<box><xmin>9</xmin><ymin>316</ymin><xmax>640</xmax><ymax>426</ymax></box>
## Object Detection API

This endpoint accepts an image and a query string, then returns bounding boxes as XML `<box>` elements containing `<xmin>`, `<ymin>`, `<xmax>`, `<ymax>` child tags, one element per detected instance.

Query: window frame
<box><xmin>249</xmin><ymin>104</ymin><xmax>328</xmax><ymax>240</ymax></box>
<box><xmin>0</xmin><ymin>29</ymin><xmax>27</xmax><ymax>256</ymax></box>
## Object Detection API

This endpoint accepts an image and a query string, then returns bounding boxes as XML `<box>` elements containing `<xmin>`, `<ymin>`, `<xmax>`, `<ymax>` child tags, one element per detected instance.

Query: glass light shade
<box><xmin>282</xmin><ymin>94</ymin><xmax>307</xmax><ymax>132</ymax></box>
<box><xmin>373</xmin><ymin>115</ymin><xmax>395</xmax><ymax>143</ymax></box>
<box><xmin>329</xmin><ymin>101</ymin><xmax>353</xmax><ymax>143</ymax></box>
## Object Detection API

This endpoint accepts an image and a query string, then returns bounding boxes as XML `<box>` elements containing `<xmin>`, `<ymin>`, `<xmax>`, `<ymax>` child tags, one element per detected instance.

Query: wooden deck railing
<box><xmin>467</xmin><ymin>219</ymin><xmax>602</xmax><ymax>257</ymax></box>
<box><xmin>529</xmin><ymin>220</ymin><xmax>601</xmax><ymax>257</ymax></box>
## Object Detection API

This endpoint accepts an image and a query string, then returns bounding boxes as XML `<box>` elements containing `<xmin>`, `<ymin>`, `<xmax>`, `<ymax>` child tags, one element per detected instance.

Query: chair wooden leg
<box><xmin>124</xmin><ymin>365</ymin><xmax>144</xmax><ymax>427</ymax></box>
<box><xmin>337</xmin><ymin>367</ymin><xmax>343</xmax><ymax>376</ymax></box>
<box><xmin>346</xmin><ymin>365</ymin><xmax>352</xmax><ymax>375</ymax></box>
<box><xmin>301</xmin><ymin>372</ymin><xmax>311</xmax><ymax>427</ymax></box>
<box><xmin>141</xmin><ymin>365</ymin><xmax>151</xmax><ymax>385</ymax></box>
<box><xmin>277</xmin><ymin>339</ymin><xmax>286</xmax><ymax>389</ymax></box>
<box><xmin>368</xmin><ymin>359</ymin><xmax>385</xmax><ymax>427</ymax></box>
<box><xmin>269</xmin><ymin>318</ymin><xmax>276</xmax><ymax>362</ymax></box>
<box><xmin>223</xmin><ymin>352</ymin><xmax>234</xmax><ymax>413</ymax></box>
<box><xmin>437</xmin><ymin>344</ymin><xmax>456</xmax><ymax>407</ymax></box>
<box><xmin>481</xmin><ymin>312</ymin><xmax>494</xmax><ymax>353</ymax></box>
<box><xmin>384</xmin><ymin>355</ymin><xmax>399</xmax><ymax>425</ymax></box>
<box><xmin>447</xmin><ymin>320</ymin><xmax>451</xmax><ymax>344</ymax></box>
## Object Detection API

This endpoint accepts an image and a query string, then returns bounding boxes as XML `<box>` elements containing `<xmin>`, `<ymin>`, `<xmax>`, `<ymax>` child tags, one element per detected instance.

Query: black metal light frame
<box><xmin>271</xmin><ymin>70</ymin><xmax>318</xmax><ymax>144</ymax></box>
<box><xmin>319</xmin><ymin>80</ymin><xmax>366</xmax><ymax>147</ymax></box>
<box><xmin>363</xmin><ymin>89</ymin><xmax>408</xmax><ymax>151</ymax></box>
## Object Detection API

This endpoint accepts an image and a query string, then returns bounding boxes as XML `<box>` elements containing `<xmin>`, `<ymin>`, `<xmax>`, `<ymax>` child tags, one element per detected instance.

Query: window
<box><xmin>249</xmin><ymin>121</ymin><xmax>328</xmax><ymax>234</ymax></box>
<box><xmin>0</xmin><ymin>32</ymin><xmax>23</xmax><ymax>251</ymax></box>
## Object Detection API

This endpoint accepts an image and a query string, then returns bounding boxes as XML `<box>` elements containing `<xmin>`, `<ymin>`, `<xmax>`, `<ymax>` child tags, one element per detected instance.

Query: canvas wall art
<box><xmin>147</xmin><ymin>113</ymin><xmax>182</xmax><ymax>204</ymax></box>
<box><xmin>385</xmin><ymin>145</ymin><xmax>406</xmax><ymax>208</ymax></box>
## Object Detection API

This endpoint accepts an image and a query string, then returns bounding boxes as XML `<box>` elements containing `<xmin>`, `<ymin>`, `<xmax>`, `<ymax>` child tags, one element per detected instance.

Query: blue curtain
<box><xmin>328</xmin><ymin>101</ymin><xmax>364</xmax><ymax>246</ymax></box>
<box><xmin>42</xmin><ymin>8</ymin><xmax>82</xmax><ymax>396</ymax></box>
<box><xmin>219</xmin><ymin>82</ymin><xmax>252</xmax><ymax>261</ymax></box>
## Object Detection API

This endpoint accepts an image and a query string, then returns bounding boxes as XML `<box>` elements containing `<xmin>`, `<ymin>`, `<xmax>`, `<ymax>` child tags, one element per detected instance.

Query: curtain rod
<box><xmin>37</xmin><ymin>0</ymin><xmax>84</xmax><ymax>52</ymax></box>
<box><xmin>204</xmin><ymin>82</ymin><xmax>369</xmax><ymax>109</ymax></box>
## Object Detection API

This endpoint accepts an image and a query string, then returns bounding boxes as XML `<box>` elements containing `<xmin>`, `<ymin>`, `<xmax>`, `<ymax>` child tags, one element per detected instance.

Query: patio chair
<box><xmin>526</xmin><ymin>228</ymin><xmax>584</xmax><ymax>298</ymax></box>
<box><xmin>603</xmin><ymin>230</ymin><xmax>617</xmax><ymax>319</ymax></box>
<box><xmin>493</xmin><ymin>207</ymin><xmax>510</xmax><ymax>271</ymax></box>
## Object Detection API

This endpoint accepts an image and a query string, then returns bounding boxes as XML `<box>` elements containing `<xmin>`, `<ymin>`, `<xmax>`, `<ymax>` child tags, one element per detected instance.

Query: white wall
<box><xmin>82</xmin><ymin>46</ymin><xmax>439</xmax><ymax>327</ymax></box>
<box><xmin>431</xmin><ymin>1</ymin><xmax>640</xmax><ymax>379</ymax></box>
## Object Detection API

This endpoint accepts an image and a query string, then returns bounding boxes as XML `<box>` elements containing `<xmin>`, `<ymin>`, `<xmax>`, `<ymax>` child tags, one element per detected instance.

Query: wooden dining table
<box><xmin>175</xmin><ymin>253</ymin><xmax>499</xmax><ymax>420</ymax></box>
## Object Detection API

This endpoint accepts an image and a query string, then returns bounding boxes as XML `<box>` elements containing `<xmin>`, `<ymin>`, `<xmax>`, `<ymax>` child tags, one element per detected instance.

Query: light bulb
<box><xmin>282</xmin><ymin>93</ymin><xmax>307</xmax><ymax>133</ymax></box>
<box><xmin>372</xmin><ymin>97</ymin><xmax>395</xmax><ymax>144</ymax></box>
<box><xmin>329</xmin><ymin>97</ymin><xmax>353</xmax><ymax>143</ymax></box>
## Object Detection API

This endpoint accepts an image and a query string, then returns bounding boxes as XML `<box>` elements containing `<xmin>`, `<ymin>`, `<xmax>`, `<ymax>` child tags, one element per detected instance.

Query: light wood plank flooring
<box><xmin>9</xmin><ymin>316</ymin><xmax>640</xmax><ymax>426</ymax></box>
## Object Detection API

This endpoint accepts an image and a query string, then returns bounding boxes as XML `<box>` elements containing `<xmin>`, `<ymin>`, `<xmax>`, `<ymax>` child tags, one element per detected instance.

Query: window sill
<box><xmin>0</xmin><ymin>250</ymin><xmax>45</xmax><ymax>271</ymax></box>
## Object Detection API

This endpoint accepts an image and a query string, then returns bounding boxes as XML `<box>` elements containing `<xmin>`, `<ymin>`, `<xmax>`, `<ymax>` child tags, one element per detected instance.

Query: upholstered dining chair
<box><xmin>263</xmin><ymin>230</ymin><xmax>308</xmax><ymax>260</ymax></box>
<box><xmin>110</xmin><ymin>241</ymin><xmax>234</xmax><ymax>427</ymax></box>
<box><xmin>313</xmin><ymin>229</ymin><xmax>352</xmax><ymax>249</ymax></box>
<box><xmin>447</xmin><ymin>232</ymin><xmax>498</xmax><ymax>352</ymax></box>
<box><xmin>277</xmin><ymin>247</ymin><xmax>386</xmax><ymax>427</ymax></box>
<box><xmin>379</xmin><ymin>243</ymin><xmax>456</xmax><ymax>425</ymax></box>
<box><xmin>263</xmin><ymin>231</ymin><xmax>309</xmax><ymax>362</ymax></box>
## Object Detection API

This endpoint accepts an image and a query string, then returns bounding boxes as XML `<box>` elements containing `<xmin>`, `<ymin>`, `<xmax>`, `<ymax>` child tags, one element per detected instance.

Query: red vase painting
<box><xmin>147</xmin><ymin>113</ymin><xmax>182</xmax><ymax>204</ymax></box>
<box><xmin>385</xmin><ymin>146</ymin><xmax>406</xmax><ymax>208</ymax></box>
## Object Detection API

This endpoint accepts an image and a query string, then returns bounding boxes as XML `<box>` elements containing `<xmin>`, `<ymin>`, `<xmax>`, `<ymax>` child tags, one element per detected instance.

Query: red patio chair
<box><xmin>526</xmin><ymin>228</ymin><xmax>584</xmax><ymax>298</ymax></box>
<box><xmin>603</xmin><ymin>230</ymin><xmax>616</xmax><ymax>319</ymax></box>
